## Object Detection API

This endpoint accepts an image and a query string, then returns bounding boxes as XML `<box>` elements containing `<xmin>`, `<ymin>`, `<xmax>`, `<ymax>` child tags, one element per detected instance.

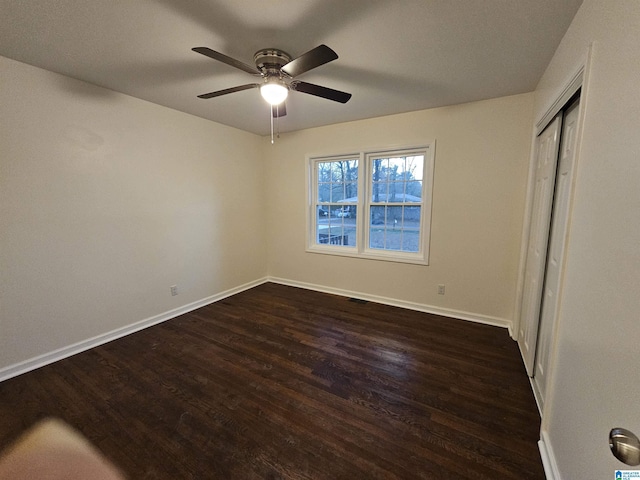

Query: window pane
<box><xmin>317</xmin><ymin>162</ymin><xmax>333</xmax><ymax>182</ymax></box>
<box><xmin>388</xmin><ymin>157</ymin><xmax>405</xmax><ymax>181</ymax></box>
<box><xmin>330</xmin><ymin>186</ymin><xmax>344</xmax><ymax>202</ymax></box>
<box><xmin>316</xmin><ymin>218</ymin><xmax>357</xmax><ymax>246</ymax></box>
<box><xmin>318</xmin><ymin>160</ymin><xmax>357</xmax><ymax>202</ymax></box>
<box><xmin>317</xmin><ymin>205</ymin><xmax>329</xmax><ymax>218</ymax></box>
<box><xmin>329</xmin><ymin>163</ymin><xmax>342</xmax><ymax>182</ymax></box>
<box><xmin>366</xmin><ymin>152</ymin><xmax>426</xmax><ymax>254</ymax></box>
<box><xmin>344</xmin><ymin>182</ymin><xmax>357</xmax><ymax>201</ymax></box>
<box><xmin>404</xmin><ymin>205</ymin><xmax>421</xmax><ymax>222</ymax></box>
<box><xmin>404</xmin><ymin>181</ymin><xmax>422</xmax><ymax>201</ymax></box>
<box><xmin>317</xmin><ymin>224</ymin><xmax>349</xmax><ymax>246</ymax></box>
<box><xmin>386</xmin><ymin>182</ymin><xmax>403</xmax><ymax>203</ymax></box>
<box><xmin>314</xmin><ymin>158</ymin><xmax>358</xmax><ymax>248</ymax></box>
<box><xmin>401</xmin><ymin>212</ymin><xmax>420</xmax><ymax>252</ymax></box>
<box><xmin>401</xmin><ymin>206</ymin><xmax>421</xmax><ymax>252</ymax></box>
<box><xmin>317</xmin><ymin>183</ymin><xmax>331</xmax><ymax>202</ymax></box>
<box><xmin>371</xmin><ymin>181</ymin><xmax>387</xmax><ymax>202</ymax></box>
<box><xmin>405</xmin><ymin>155</ymin><xmax>424</xmax><ymax>181</ymax></box>
<box><xmin>330</xmin><ymin>160</ymin><xmax>358</xmax><ymax>182</ymax></box>
<box><xmin>372</xmin><ymin>158</ymin><xmax>387</xmax><ymax>181</ymax></box>
<box><xmin>335</xmin><ymin>205</ymin><xmax>355</xmax><ymax>219</ymax></box>
<box><xmin>370</xmin><ymin>205</ymin><xmax>385</xmax><ymax>225</ymax></box>
<box><xmin>376</xmin><ymin>206</ymin><xmax>402</xmax><ymax>251</ymax></box>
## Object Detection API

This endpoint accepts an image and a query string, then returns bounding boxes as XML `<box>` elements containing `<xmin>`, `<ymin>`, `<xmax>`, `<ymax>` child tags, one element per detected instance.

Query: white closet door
<box><xmin>518</xmin><ymin>114</ymin><xmax>562</xmax><ymax>376</ymax></box>
<box><xmin>533</xmin><ymin>99</ymin><xmax>580</xmax><ymax>409</ymax></box>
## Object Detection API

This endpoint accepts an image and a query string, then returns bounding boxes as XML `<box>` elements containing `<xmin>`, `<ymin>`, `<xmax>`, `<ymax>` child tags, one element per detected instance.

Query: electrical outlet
<box><xmin>437</xmin><ymin>284</ymin><xmax>445</xmax><ymax>295</ymax></box>
<box><xmin>170</xmin><ymin>285</ymin><xmax>178</xmax><ymax>296</ymax></box>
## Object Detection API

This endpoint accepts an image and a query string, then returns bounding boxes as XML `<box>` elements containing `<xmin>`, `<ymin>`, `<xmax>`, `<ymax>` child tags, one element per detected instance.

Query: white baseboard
<box><xmin>0</xmin><ymin>277</ymin><xmax>268</xmax><ymax>382</ymax></box>
<box><xmin>539</xmin><ymin>430</ymin><xmax>561</xmax><ymax>480</ymax></box>
<box><xmin>267</xmin><ymin>276</ymin><xmax>512</xmax><ymax>330</ymax></box>
<box><xmin>1</xmin><ymin>276</ymin><xmax>513</xmax><ymax>382</ymax></box>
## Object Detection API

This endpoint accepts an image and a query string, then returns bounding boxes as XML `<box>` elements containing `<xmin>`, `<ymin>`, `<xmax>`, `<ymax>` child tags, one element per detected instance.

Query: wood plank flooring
<box><xmin>0</xmin><ymin>283</ymin><xmax>544</xmax><ymax>479</ymax></box>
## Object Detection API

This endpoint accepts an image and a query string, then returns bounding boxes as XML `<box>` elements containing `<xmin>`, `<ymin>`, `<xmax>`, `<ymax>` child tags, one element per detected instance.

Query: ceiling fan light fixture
<box><xmin>260</xmin><ymin>81</ymin><xmax>288</xmax><ymax>105</ymax></box>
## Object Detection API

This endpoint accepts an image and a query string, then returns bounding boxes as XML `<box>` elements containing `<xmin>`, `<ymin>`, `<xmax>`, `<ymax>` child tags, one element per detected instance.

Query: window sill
<box><xmin>306</xmin><ymin>245</ymin><xmax>429</xmax><ymax>266</ymax></box>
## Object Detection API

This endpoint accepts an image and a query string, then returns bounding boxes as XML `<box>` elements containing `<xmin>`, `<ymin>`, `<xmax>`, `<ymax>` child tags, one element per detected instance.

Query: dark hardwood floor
<box><xmin>0</xmin><ymin>283</ymin><xmax>544</xmax><ymax>479</ymax></box>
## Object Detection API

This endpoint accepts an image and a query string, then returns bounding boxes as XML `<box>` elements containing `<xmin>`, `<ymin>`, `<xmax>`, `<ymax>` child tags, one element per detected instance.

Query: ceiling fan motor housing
<box><xmin>254</xmin><ymin>49</ymin><xmax>291</xmax><ymax>77</ymax></box>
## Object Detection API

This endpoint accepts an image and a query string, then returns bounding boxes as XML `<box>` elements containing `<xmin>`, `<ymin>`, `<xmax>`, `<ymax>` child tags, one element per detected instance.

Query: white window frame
<box><xmin>306</xmin><ymin>144</ymin><xmax>435</xmax><ymax>265</ymax></box>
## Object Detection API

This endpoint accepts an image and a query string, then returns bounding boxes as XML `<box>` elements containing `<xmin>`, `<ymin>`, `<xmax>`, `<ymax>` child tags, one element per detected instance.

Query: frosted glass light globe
<box><xmin>260</xmin><ymin>82</ymin><xmax>288</xmax><ymax>105</ymax></box>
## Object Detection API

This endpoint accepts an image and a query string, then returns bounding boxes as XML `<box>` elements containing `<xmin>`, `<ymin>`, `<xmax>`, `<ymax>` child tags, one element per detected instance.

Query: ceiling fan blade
<box><xmin>192</xmin><ymin>47</ymin><xmax>260</xmax><ymax>75</ymax></box>
<box><xmin>290</xmin><ymin>80</ymin><xmax>352</xmax><ymax>104</ymax></box>
<box><xmin>272</xmin><ymin>102</ymin><xmax>287</xmax><ymax>118</ymax></box>
<box><xmin>281</xmin><ymin>44</ymin><xmax>338</xmax><ymax>78</ymax></box>
<box><xmin>197</xmin><ymin>84</ymin><xmax>259</xmax><ymax>99</ymax></box>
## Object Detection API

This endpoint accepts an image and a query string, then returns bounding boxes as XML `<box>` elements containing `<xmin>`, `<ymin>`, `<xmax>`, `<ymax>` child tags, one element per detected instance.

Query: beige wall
<box><xmin>532</xmin><ymin>1</ymin><xmax>640</xmax><ymax>478</ymax></box>
<box><xmin>0</xmin><ymin>56</ymin><xmax>266</xmax><ymax>371</ymax></box>
<box><xmin>0</xmin><ymin>56</ymin><xmax>534</xmax><ymax>376</ymax></box>
<box><xmin>264</xmin><ymin>93</ymin><xmax>534</xmax><ymax>325</ymax></box>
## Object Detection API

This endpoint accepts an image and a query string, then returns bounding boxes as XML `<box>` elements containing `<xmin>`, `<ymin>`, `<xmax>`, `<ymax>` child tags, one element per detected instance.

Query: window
<box><xmin>314</xmin><ymin>156</ymin><xmax>359</xmax><ymax>247</ymax></box>
<box><xmin>308</xmin><ymin>145</ymin><xmax>434</xmax><ymax>265</ymax></box>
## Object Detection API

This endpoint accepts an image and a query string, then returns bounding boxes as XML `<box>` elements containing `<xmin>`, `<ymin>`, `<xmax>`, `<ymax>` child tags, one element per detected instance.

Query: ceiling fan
<box><xmin>192</xmin><ymin>44</ymin><xmax>352</xmax><ymax>119</ymax></box>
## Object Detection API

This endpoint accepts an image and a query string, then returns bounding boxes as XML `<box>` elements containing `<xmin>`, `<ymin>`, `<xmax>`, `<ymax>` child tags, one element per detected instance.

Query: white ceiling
<box><xmin>0</xmin><ymin>0</ymin><xmax>582</xmax><ymax>136</ymax></box>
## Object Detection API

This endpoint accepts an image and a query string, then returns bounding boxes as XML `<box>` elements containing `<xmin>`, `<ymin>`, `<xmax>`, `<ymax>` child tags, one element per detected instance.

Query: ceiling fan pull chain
<box><xmin>276</xmin><ymin>104</ymin><xmax>281</xmax><ymax>139</ymax></box>
<box><xmin>270</xmin><ymin>106</ymin><xmax>274</xmax><ymax>144</ymax></box>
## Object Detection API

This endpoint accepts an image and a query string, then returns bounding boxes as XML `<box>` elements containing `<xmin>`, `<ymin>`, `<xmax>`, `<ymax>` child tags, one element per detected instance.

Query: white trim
<box><xmin>305</xmin><ymin>245</ymin><xmax>429</xmax><ymax>266</ymax></box>
<box><xmin>0</xmin><ymin>277</ymin><xmax>268</xmax><ymax>382</ymax></box>
<box><xmin>0</xmin><ymin>275</ymin><xmax>513</xmax><ymax>383</ymax></box>
<box><xmin>539</xmin><ymin>429</ymin><xmax>562</xmax><ymax>480</ymax></box>
<box><xmin>268</xmin><ymin>276</ymin><xmax>511</xmax><ymax>330</ymax></box>
<box><xmin>507</xmin><ymin>324</ymin><xmax>514</xmax><ymax>338</ymax></box>
<box><xmin>535</xmin><ymin>43</ymin><xmax>593</xmax><ymax>135</ymax></box>
<box><xmin>512</xmin><ymin>133</ymin><xmax>538</xmax><ymax>340</ymax></box>
<box><xmin>536</xmin><ymin>67</ymin><xmax>584</xmax><ymax>135</ymax></box>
